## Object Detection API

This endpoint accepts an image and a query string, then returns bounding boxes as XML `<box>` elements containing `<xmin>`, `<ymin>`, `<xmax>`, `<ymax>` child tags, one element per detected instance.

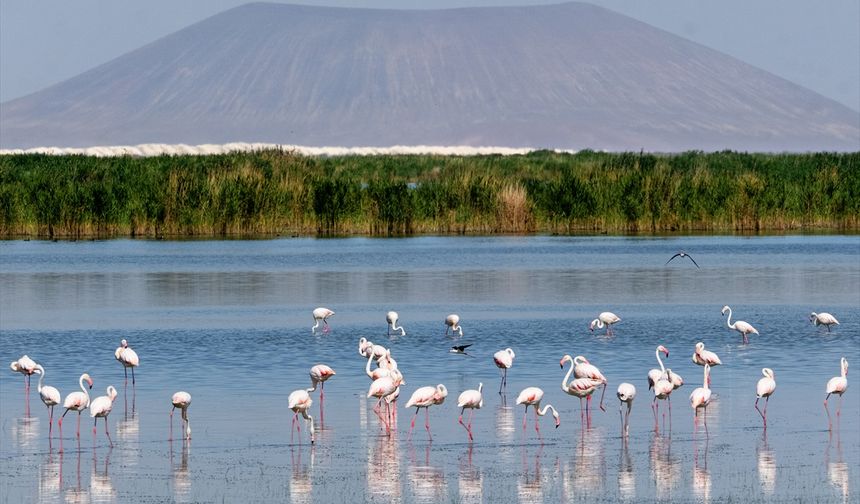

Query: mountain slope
<box><xmin>1</xmin><ymin>2</ymin><xmax>858</xmax><ymax>151</ymax></box>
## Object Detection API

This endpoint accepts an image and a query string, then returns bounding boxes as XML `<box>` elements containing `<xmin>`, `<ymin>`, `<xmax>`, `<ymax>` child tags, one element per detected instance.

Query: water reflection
<box><xmin>617</xmin><ymin>439</ymin><xmax>635</xmax><ymax>501</ymax></box>
<box><xmin>649</xmin><ymin>433</ymin><xmax>680</xmax><ymax>500</ymax></box>
<box><xmin>757</xmin><ymin>433</ymin><xmax>776</xmax><ymax>496</ymax></box>
<box><xmin>289</xmin><ymin>446</ymin><xmax>312</xmax><ymax>504</ymax></box>
<box><xmin>572</xmin><ymin>426</ymin><xmax>604</xmax><ymax>494</ymax></box>
<box><xmin>64</xmin><ymin>449</ymin><xmax>87</xmax><ymax>504</ymax></box>
<box><xmin>39</xmin><ymin>451</ymin><xmax>62</xmax><ymax>500</ymax></box>
<box><xmin>408</xmin><ymin>444</ymin><xmax>446</xmax><ymax>503</ymax></box>
<box><xmin>458</xmin><ymin>445</ymin><xmax>483</xmax><ymax>504</ymax></box>
<box><xmin>171</xmin><ymin>439</ymin><xmax>192</xmax><ymax>502</ymax></box>
<box><xmin>90</xmin><ymin>448</ymin><xmax>116</xmax><ymax>502</ymax></box>
<box><xmin>692</xmin><ymin>439</ymin><xmax>710</xmax><ymax>503</ymax></box>
<box><xmin>12</xmin><ymin>415</ymin><xmax>40</xmax><ymax>451</ymax></box>
<box><xmin>367</xmin><ymin>433</ymin><xmax>401</xmax><ymax>502</ymax></box>
<box><xmin>827</xmin><ymin>433</ymin><xmax>851</xmax><ymax>504</ymax></box>
<box><xmin>518</xmin><ymin>445</ymin><xmax>544</xmax><ymax>504</ymax></box>
<box><xmin>496</xmin><ymin>402</ymin><xmax>515</xmax><ymax>444</ymax></box>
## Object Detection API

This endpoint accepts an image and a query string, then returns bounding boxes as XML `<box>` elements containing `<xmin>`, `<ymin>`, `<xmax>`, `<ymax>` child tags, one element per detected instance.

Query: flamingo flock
<box><xmin>8</xmin><ymin>304</ymin><xmax>850</xmax><ymax>454</ymax></box>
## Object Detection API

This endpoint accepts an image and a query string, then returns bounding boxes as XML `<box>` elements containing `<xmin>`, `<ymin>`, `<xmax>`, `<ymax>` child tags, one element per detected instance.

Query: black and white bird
<box><xmin>450</xmin><ymin>343</ymin><xmax>473</xmax><ymax>354</ymax></box>
<box><xmin>665</xmin><ymin>251</ymin><xmax>699</xmax><ymax>268</ymax></box>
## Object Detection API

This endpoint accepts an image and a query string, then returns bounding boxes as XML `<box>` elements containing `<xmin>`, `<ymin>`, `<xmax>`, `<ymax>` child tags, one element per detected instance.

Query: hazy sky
<box><xmin>2</xmin><ymin>1</ymin><xmax>858</xmax><ymax>112</ymax></box>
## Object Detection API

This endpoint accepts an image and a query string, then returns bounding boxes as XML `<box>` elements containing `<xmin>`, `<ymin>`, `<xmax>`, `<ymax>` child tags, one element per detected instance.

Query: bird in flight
<box><xmin>450</xmin><ymin>343</ymin><xmax>473</xmax><ymax>354</ymax></box>
<box><xmin>665</xmin><ymin>251</ymin><xmax>699</xmax><ymax>268</ymax></box>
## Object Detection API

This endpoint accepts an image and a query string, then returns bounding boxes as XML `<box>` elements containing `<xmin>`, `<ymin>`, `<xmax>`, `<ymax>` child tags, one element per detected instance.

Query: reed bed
<box><xmin>0</xmin><ymin>150</ymin><xmax>857</xmax><ymax>238</ymax></box>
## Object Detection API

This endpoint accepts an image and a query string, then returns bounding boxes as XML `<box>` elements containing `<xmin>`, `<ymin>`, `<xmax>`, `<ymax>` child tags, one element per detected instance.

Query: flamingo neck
<box><xmin>725</xmin><ymin>308</ymin><xmax>734</xmax><ymax>329</ymax></box>
<box><xmin>703</xmin><ymin>368</ymin><xmax>710</xmax><ymax>390</ymax></box>
<box><xmin>538</xmin><ymin>404</ymin><xmax>556</xmax><ymax>416</ymax></box>
<box><xmin>561</xmin><ymin>358</ymin><xmax>574</xmax><ymax>392</ymax></box>
<box><xmin>655</xmin><ymin>348</ymin><xmax>665</xmax><ymax>373</ymax></box>
<box><xmin>36</xmin><ymin>366</ymin><xmax>45</xmax><ymax>393</ymax></box>
<box><xmin>365</xmin><ymin>350</ymin><xmax>376</xmax><ymax>377</ymax></box>
<box><xmin>79</xmin><ymin>375</ymin><xmax>90</xmax><ymax>406</ymax></box>
<box><xmin>477</xmin><ymin>383</ymin><xmax>483</xmax><ymax>394</ymax></box>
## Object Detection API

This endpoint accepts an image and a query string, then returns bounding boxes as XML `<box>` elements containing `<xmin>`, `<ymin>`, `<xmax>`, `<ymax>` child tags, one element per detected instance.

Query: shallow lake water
<box><xmin>1</xmin><ymin>235</ymin><xmax>858</xmax><ymax>503</ymax></box>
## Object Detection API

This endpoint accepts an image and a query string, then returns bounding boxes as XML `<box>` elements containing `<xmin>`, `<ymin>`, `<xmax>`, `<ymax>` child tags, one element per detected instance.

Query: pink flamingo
<box><xmin>35</xmin><ymin>364</ymin><xmax>61</xmax><ymax>437</ymax></box>
<box><xmin>89</xmin><ymin>386</ymin><xmax>118</xmax><ymax>447</ymax></box>
<box><xmin>58</xmin><ymin>373</ymin><xmax>94</xmax><ymax>449</ymax></box>
<box><xmin>114</xmin><ymin>339</ymin><xmax>139</xmax><ymax>385</ymax></box>
<box><xmin>617</xmin><ymin>383</ymin><xmax>636</xmax><ymax>437</ymax></box>
<box><xmin>690</xmin><ymin>364</ymin><xmax>712</xmax><ymax>435</ymax></box>
<box><xmin>571</xmin><ymin>355</ymin><xmax>608</xmax><ymax>411</ymax></box>
<box><xmin>170</xmin><ymin>391</ymin><xmax>192</xmax><ymax>440</ymax></box>
<box><xmin>10</xmin><ymin>355</ymin><xmax>38</xmax><ymax>408</ymax></box>
<box><xmin>307</xmin><ymin>364</ymin><xmax>336</xmax><ymax>401</ymax></box>
<box><xmin>515</xmin><ymin>387</ymin><xmax>560</xmax><ymax>437</ymax></box>
<box><xmin>755</xmin><ymin>368</ymin><xmax>776</xmax><ymax>429</ymax></box>
<box><xmin>387</xmin><ymin>311</ymin><xmax>406</xmax><ymax>336</ymax></box>
<box><xmin>367</xmin><ymin>369</ymin><xmax>404</xmax><ymax>436</ymax></box>
<box><xmin>312</xmin><ymin>307</ymin><xmax>334</xmax><ymax>334</ymax></box>
<box><xmin>648</xmin><ymin>345</ymin><xmax>670</xmax><ymax>390</ymax></box>
<box><xmin>824</xmin><ymin>357</ymin><xmax>848</xmax><ymax>431</ymax></box>
<box><xmin>493</xmin><ymin>348</ymin><xmax>515</xmax><ymax>394</ymax></box>
<box><xmin>589</xmin><ymin>311</ymin><xmax>620</xmax><ymax>336</ymax></box>
<box><xmin>366</xmin><ymin>350</ymin><xmax>394</xmax><ymax>381</ymax></box>
<box><xmin>445</xmin><ymin>314</ymin><xmax>463</xmax><ymax>337</ymax></box>
<box><xmin>721</xmin><ymin>305</ymin><xmax>759</xmax><ymax>344</ymax></box>
<box><xmin>560</xmin><ymin>357</ymin><xmax>603</xmax><ymax>426</ymax></box>
<box><xmin>692</xmin><ymin>342</ymin><xmax>721</xmax><ymax>386</ymax></box>
<box><xmin>651</xmin><ymin>368</ymin><xmax>675</xmax><ymax>432</ymax></box>
<box><xmin>288</xmin><ymin>389</ymin><xmax>315</xmax><ymax>444</ymax></box>
<box><xmin>405</xmin><ymin>384</ymin><xmax>448</xmax><ymax>441</ymax></box>
<box><xmin>359</xmin><ymin>337</ymin><xmax>388</xmax><ymax>360</ymax></box>
<box><xmin>810</xmin><ymin>312</ymin><xmax>839</xmax><ymax>332</ymax></box>
<box><xmin>457</xmin><ymin>382</ymin><xmax>483</xmax><ymax>441</ymax></box>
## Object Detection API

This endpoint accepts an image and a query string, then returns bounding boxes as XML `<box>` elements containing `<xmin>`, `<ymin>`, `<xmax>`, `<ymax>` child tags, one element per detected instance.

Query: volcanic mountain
<box><xmin>1</xmin><ymin>2</ymin><xmax>858</xmax><ymax>151</ymax></box>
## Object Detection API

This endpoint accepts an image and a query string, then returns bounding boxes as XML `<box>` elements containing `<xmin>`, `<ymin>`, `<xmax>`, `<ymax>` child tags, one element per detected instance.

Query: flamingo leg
<box><xmin>824</xmin><ymin>393</ymin><xmax>833</xmax><ymax>431</ymax></box>
<box><xmin>668</xmin><ymin>395</ymin><xmax>673</xmax><ymax>430</ymax></box>
<box><xmin>458</xmin><ymin>408</ymin><xmax>469</xmax><ymax>437</ymax></box>
<box><xmin>48</xmin><ymin>405</ymin><xmax>54</xmax><ymax>437</ymax></box>
<box><xmin>104</xmin><ymin>418</ymin><xmax>113</xmax><ymax>448</ymax></box>
<box><xmin>763</xmin><ymin>396</ymin><xmax>769</xmax><ymax>428</ymax></box>
<box><xmin>619</xmin><ymin>403</ymin><xmax>624</xmax><ymax>436</ymax></box>
<box><xmin>468</xmin><ymin>409</ymin><xmax>475</xmax><ymax>441</ymax></box>
<box><xmin>755</xmin><ymin>397</ymin><xmax>765</xmax><ymax>426</ymax></box>
<box><xmin>291</xmin><ymin>413</ymin><xmax>297</xmax><ymax>442</ymax></box>
<box><xmin>599</xmin><ymin>383</ymin><xmax>607</xmax><ymax>412</ymax></box>
<box><xmin>703</xmin><ymin>405</ymin><xmax>709</xmax><ymax>437</ymax></box>
<box><xmin>652</xmin><ymin>398</ymin><xmax>659</xmax><ymax>431</ymax></box>
<box><xmin>522</xmin><ymin>405</ymin><xmax>529</xmax><ymax>431</ymax></box>
<box><xmin>625</xmin><ymin>402</ymin><xmax>632</xmax><ymax>436</ymax></box>
<box><xmin>76</xmin><ymin>412</ymin><xmax>82</xmax><ymax>439</ymax></box>
<box><xmin>425</xmin><ymin>408</ymin><xmax>432</xmax><ymax>441</ymax></box>
<box><xmin>408</xmin><ymin>408</ymin><xmax>420</xmax><ymax>440</ymax></box>
<box><xmin>534</xmin><ymin>407</ymin><xmax>541</xmax><ymax>438</ymax></box>
<box><xmin>170</xmin><ymin>406</ymin><xmax>175</xmax><ymax>440</ymax></box>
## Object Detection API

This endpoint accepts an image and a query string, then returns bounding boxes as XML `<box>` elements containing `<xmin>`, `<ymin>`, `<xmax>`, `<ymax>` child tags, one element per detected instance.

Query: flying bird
<box><xmin>450</xmin><ymin>343</ymin><xmax>473</xmax><ymax>354</ymax></box>
<box><xmin>665</xmin><ymin>251</ymin><xmax>699</xmax><ymax>268</ymax></box>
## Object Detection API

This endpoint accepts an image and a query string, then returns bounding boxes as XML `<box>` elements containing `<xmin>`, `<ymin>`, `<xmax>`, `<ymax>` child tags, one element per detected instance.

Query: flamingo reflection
<box><xmin>692</xmin><ymin>437</ymin><xmax>710</xmax><ymax>503</ymax></box>
<box><xmin>617</xmin><ymin>438</ymin><xmax>635</xmax><ymax>501</ymax></box>
<box><xmin>39</xmin><ymin>451</ymin><xmax>61</xmax><ymax>501</ymax></box>
<box><xmin>289</xmin><ymin>445</ymin><xmax>313</xmax><ymax>504</ymax></box>
<box><xmin>171</xmin><ymin>438</ymin><xmax>192</xmax><ymax>503</ymax></box>
<box><xmin>90</xmin><ymin>447</ymin><xmax>116</xmax><ymax>502</ymax></box>
<box><xmin>518</xmin><ymin>444</ymin><xmax>545</xmax><ymax>504</ymax></box>
<box><xmin>408</xmin><ymin>444</ymin><xmax>447</xmax><ymax>502</ymax></box>
<box><xmin>572</xmin><ymin>426</ymin><xmax>604</xmax><ymax>494</ymax></box>
<box><xmin>757</xmin><ymin>432</ymin><xmax>776</xmax><ymax>496</ymax></box>
<box><xmin>650</xmin><ymin>432</ymin><xmax>680</xmax><ymax>500</ymax></box>
<box><xmin>826</xmin><ymin>431</ymin><xmax>850</xmax><ymax>504</ymax></box>
<box><xmin>458</xmin><ymin>445</ymin><xmax>483</xmax><ymax>504</ymax></box>
<box><xmin>367</xmin><ymin>431</ymin><xmax>401</xmax><ymax>502</ymax></box>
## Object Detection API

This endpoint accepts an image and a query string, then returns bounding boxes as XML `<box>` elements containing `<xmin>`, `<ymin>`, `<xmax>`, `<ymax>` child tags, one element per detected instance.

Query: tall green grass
<box><xmin>0</xmin><ymin>149</ymin><xmax>857</xmax><ymax>238</ymax></box>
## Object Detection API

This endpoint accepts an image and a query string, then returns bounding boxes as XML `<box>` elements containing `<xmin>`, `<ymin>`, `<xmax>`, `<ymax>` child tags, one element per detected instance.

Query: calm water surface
<box><xmin>1</xmin><ymin>236</ymin><xmax>858</xmax><ymax>503</ymax></box>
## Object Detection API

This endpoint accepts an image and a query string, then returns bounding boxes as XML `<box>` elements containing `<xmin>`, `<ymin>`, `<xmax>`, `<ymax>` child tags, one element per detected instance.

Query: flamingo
<box><xmin>690</xmin><ymin>365</ymin><xmax>713</xmax><ymax>434</ymax></box>
<box><xmin>307</xmin><ymin>364</ymin><xmax>336</xmax><ymax>401</ymax></box>
<box><xmin>377</xmin><ymin>349</ymin><xmax>398</xmax><ymax>371</ymax></box>
<box><xmin>665</xmin><ymin>251</ymin><xmax>700</xmax><ymax>268</ymax></box>
<box><xmin>651</xmin><ymin>366</ymin><xmax>676</xmax><ymax>432</ymax></box>
<box><xmin>10</xmin><ymin>354</ymin><xmax>38</xmax><ymax>399</ymax></box>
<box><xmin>367</xmin><ymin>369</ymin><xmax>404</xmax><ymax>435</ymax></box>
<box><xmin>648</xmin><ymin>345</ymin><xmax>670</xmax><ymax>390</ymax></box>
<box><xmin>457</xmin><ymin>383</ymin><xmax>483</xmax><ymax>441</ymax></box>
<box><xmin>755</xmin><ymin>368</ymin><xmax>776</xmax><ymax>429</ymax></box>
<box><xmin>589</xmin><ymin>312</ymin><xmax>620</xmax><ymax>336</ymax></box>
<box><xmin>560</xmin><ymin>356</ymin><xmax>603</xmax><ymax>424</ymax></box>
<box><xmin>405</xmin><ymin>384</ymin><xmax>448</xmax><ymax>441</ymax></box>
<box><xmin>59</xmin><ymin>373</ymin><xmax>94</xmax><ymax>445</ymax></box>
<box><xmin>359</xmin><ymin>338</ymin><xmax>387</xmax><ymax>360</ymax></box>
<box><xmin>114</xmin><ymin>339</ymin><xmax>139</xmax><ymax>385</ymax></box>
<box><xmin>170</xmin><ymin>391</ymin><xmax>192</xmax><ymax>440</ymax></box>
<box><xmin>387</xmin><ymin>311</ymin><xmax>406</xmax><ymax>336</ymax></box>
<box><xmin>34</xmin><ymin>364</ymin><xmax>61</xmax><ymax>437</ymax></box>
<box><xmin>721</xmin><ymin>305</ymin><xmax>759</xmax><ymax>344</ymax></box>
<box><xmin>366</xmin><ymin>350</ymin><xmax>393</xmax><ymax>381</ymax></box>
<box><xmin>692</xmin><ymin>342</ymin><xmax>721</xmax><ymax>386</ymax></box>
<box><xmin>515</xmin><ymin>387</ymin><xmax>560</xmax><ymax>437</ymax></box>
<box><xmin>810</xmin><ymin>312</ymin><xmax>839</xmax><ymax>332</ymax></box>
<box><xmin>493</xmin><ymin>348</ymin><xmax>515</xmax><ymax>394</ymax></box>
<box><xmin>571</xmin><ymin>355</ymin><xmax>608</xmax><ymax>411</ymax></box>
<box><xmin>312</xmin><ymin>307</ymin><xmax>334</xmax><ymax>334</ymax></box>
<box><xmin>288</xmin><ymin>389</ymin><xmax>315</xmax><ymax>444</ymax></box>
<box><xmin>824</xmin><ymin>357</ymin><xmax>848</xmax><ymax>431</ymax></box>
<box><xmin>445</xmin><ymin>314</ymin><xmax>463</xmax><ymax>337</ymax></box>
<box><xmin>90</xmin><ymin>386</ymin><xmax>118</xmax><ymax>447</ymax></box>
<box><xmin>617</xmin><ymin>383</ymin><xmax>636</xmax><ymax>437</ymax></box>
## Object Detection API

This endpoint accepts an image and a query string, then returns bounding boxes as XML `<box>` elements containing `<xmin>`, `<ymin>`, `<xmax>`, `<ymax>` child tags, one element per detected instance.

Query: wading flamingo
<box><xmin>405</xmin><ymin>384</ymin><xmax>448</xmax><ymax>441</ymax></box>
<box><xmin>90</xmin><ymin>386</ymin><xmax>118</xmax><ymax>447</ymax></box>
<box><xmin>617</xmin><ymin>383</ymin><xmax>636</xmax><ymax>437</ymax></box>
<box><xmin>170</xmin><ymin>391</ymin><xmax>192</xmax><ymax>440</ymax></box>
<box><xmin>35</xmin><ymin>364</ymin><xmax>61</xmax><ymax>437</ymax></box>
<box><xmin>359</xmin><ymin>338</ymin><xmax>388</xmax><ymax>360</ymax></box>
<box><xmin>457</xmin><ymin>383</ymin><xmax>483</xmax><ymax>441</ymax></box>
<box><xmin>445</xmin><ymin>314</ymin><xmax>463</xmax><ymax>337</ymax></box>
<box><xmin>810</xmin><ymin>312</ymin><xmax>839</xmax><ymax>332</ymax></box>
<box><xmin>665</xmin><ymin>251</ymin><xmax>700</xmax><ymax>268</ymax></box>
<box><xmin>10</xmin><ymin>354</ymin><xmax>38</xmax><ymax>401</ymax></box>
<box><xmin>571</xmin><ymin>355</ymin><xmax>608</xmax><ymax>411</ymax></box>
<box><xmin>377</xmin><ymin>349</ymin><xmax>398</xmax><ymax>371</ymax></box>
<box><xmin>59</xmin><ymin>373</ymin><xmax>94</xmax><ymax>448</ymax></box>
<box><xmin>560</xmin><ymin>356</ymin><xmax>603</xmax><ymax>425</ymax></box>
<box><xmin>307</xmin><ymin>364</ymin><xmax>336</xmax><ymax>401</ymax></box>
<box><xmin>515</xmin><ymin>387</ymin><xmax>560</xmax><ymax>438</ymax></box>
<box><xmin>366</xmin><ymin>350</ymin><xmax>394</xmax><ymax>381</ymax></box>
<box><xmin>114</xmin><ymin>339</ymin><xmax>139</xmax><ymax>385</ymax></box>
<box><xmin>755</xmin><ymin>368</ymin><xmax>776</xmax><ymax>429</ymax></box>
<box><xmin>824</xmin><ymin>357</ymin><xmax>848</xmax><ymax>431</ymax></box>
<box><xmin>721</xmin><ymin>305</ymin><xmax>759</xmax><ymax>344</ymax></box>
<box><xmin>690</xmin><ymin>365</ymin><xmax>712</xmax><ymax>435</ymax></box>
<box><xmin>590</xmin><ymin>312</ymin><xmax>620</xmax><ymax>336</ymax></box>
<box><xmin>692</xmin><ymin>342</ymin><xmax>721</xmax><ymax>386</ymax></box>
<box><xmin>312</xmin><ymin>307</ymin><xmax>334</xmax><ymax>334</ymax></box>
<box><xmin>493</xmin><ymin>348</ymin><xmax>515</xmax><ymax>394</ymax></box>
<box><xmin>648</xmin><ymin>346</ymin><xmax>670</xmax><ymax>390</ymax></box>
<box><xmin>288</xmin><ymin>389</ymin><xmax>315</xmax><ymax>444</ymax></box>
<box><xmin>387</xmin><ymin>311</ymin><xmax>406</xmax><ymax>336</ymax></box>
<box><xmin>368</xmin><ymin>369</ymin><xmax>404</xmax><ymax>435</ymax></box>
<box><xmin>652</xmin><ymin>368</ymin><xmax>676</xmax><ymax>432</ymax></box>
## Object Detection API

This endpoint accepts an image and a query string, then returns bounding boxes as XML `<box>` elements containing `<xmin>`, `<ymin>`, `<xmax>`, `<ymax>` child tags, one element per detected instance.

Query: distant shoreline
<box><xmin>1</xmin><ymin>149</ymin><xmax>857</xmax><ymax>239</ymax></box>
